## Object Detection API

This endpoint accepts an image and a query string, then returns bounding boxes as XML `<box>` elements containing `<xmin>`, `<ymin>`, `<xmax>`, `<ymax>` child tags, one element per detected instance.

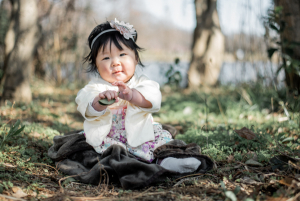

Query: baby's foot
<box><xmin>159</xmin><ymin>157</ymin><xmax>201</xmax><ymax>173</ymax></box>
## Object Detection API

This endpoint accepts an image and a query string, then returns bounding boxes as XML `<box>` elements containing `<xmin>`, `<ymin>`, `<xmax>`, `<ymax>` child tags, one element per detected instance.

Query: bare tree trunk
<box><xmin>1</xmin><ymin>0</ymin><xmax>38</xmax><ymax>103</ymax></box>
<box><xmin>33</xmin><ymin>45</ymin><xmax>46</xmax><ymax>79</ymax></box>
<box><xmin>0</xmin><ymin>0</ymin><xmax>9</xmax><ymax>86</ymax></box>
<box><xmin>275</xmin><ymin>0</ymin><xmax>300</xmax><ymax>92</ymax></box>
<box><xmin>188</xmin><ymin>0</ymin><xmax>224</xmax><ymax>87</ymax></box>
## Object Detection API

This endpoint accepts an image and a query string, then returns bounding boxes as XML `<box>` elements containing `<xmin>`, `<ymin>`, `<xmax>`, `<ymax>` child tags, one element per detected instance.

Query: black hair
<box><xmin>84</xmin><ymin>21</ymin><xmax>144</xmax><ymax>74</ymax></box>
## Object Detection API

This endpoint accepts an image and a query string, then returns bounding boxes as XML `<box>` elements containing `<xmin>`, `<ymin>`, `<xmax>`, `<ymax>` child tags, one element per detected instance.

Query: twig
<box><xmin>290</xmin><ymin>192</ymin><xmax>300</xmax><ymax>201</ymax></box>
<box><xmin>288</xmin><ymin>160</ymin><xmax>300</xmax><ymax>170</ymax></box>
<box><xmin>71</xmin><ymin>194</ymin><xmax>105</xmax><ymax>200</ymax></box>
<box><xmin>55</xmin><ymin>160</ymin><xmax>63</xmax><ymax>171</ymax></box>
<box><xmin>232</xmin><ymin>170</ymin><xmax>248</xmax><ymax>180</ymax></box>
<box><xmin>58</xmin><ymin>166</ymin><xmax>96</xmax><ymax>193</ymax></box>
<box><xmin>59</xmin><ymin>174</ymin><xmax>79</xmax><ymax>193</ymax></box>
<box><xmin>96</xmin><ymin>157</ymin><xmax>109</xmax><ymax>193</ymax></box>
<box><xmin>175</xmin><ymin>173</ymin><xmax>219</xmax><ymax>181</ymax></box>
<box><xmin>174</xmin><ymin>175</ymin><xmax>204</xmax><ymax>187</ymax></box>
<box><xmin>263</xmin><ymin>173</ymin><xmax>300</xmax><ymax>182</ymax></box>
<box><xmin>1</xmin><ymin>119</ymin><xmax>13</xmax><ymax>127</ymax></box>
<box><xmin>33</xmin><ymin>163</ymin><xmax>59</xmax><ymax>174</ymax></box>
<box><xmin>71</xmin><ymin>187</ymin><xmax>155</xmax><ymax>201</ymax></box>
<box><xmin>30</xmin><ymin>172</ymin><xmax>59</xmax><ymax>182</ymax></box>
<box><xmin>130</xmin><ymin>186</ymin><xmax>154</xmax><ymax>199</ymax></box>
<box><xmin>235</xmin><ymin>162</ymin><xmax>252</xmax><ymax>173</ymax></box>
<box><xmin>102</xmin><ymin>167</ymin><xmax>109</xmax><ymax>188</ymax></box>
<box><xmin>97</xmin><ymin>157</ymin><xmax>103</xmax><ymax>191</ymax></box>
<box><xmin>2</xmin><ymin>163</ymin><xmax>17</xmax><ymax>168</ymax></box>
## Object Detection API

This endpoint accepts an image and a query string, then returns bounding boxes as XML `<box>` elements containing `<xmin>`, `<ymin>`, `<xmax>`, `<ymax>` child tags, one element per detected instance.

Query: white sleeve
<box><xmin>134</xmin><ymin>75</ymin><xmax>161</xmax><ymax>113</ymax></box>
<box><xmin>85</xmin><ymin>101</ymin><xmax>106</xmax><ymax>117</ymax></box>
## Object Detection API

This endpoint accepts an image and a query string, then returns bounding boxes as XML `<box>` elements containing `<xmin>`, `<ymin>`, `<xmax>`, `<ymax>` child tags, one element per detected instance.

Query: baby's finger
<box><xmin>99</xmin><ymin>93</ymin><xmax>105</xmax><ymax>99</ymax></box>
<box><xmin>109</xmin><ymin>90</ymin><xmax>117</xmax><ymax>99</ymax></box>
<box><xmin>111</xmin><ymin>81</ymin><xmax>121</xmax><ymax>87</ymax></box>
<box><xmin>114</xmin><ymin>81</ymin><xmax>126</xmax><ymax>87</ymax></box>
<box><xmin>104</xmin><ymin>91</ymin><xmax>112</xmax><ymax>101</ymax></box>
<box><xmin>112</xmin><ymin>91</ymin><xmax>117</xmax><ymax>98</ymax></box>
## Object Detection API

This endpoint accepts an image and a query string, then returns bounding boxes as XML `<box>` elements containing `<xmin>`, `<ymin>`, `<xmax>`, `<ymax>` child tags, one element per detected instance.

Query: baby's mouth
<box><xmin>113</xmin><ymin>71</ymin><xmax>123</xmax><ymax>74</ymax></box>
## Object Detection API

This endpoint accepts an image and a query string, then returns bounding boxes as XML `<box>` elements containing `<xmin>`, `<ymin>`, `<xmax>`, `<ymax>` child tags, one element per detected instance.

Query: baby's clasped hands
<box><xmin>92</xmin><ymin>81</ymin><xmax>134</xmax><ymax>111</ymax></box>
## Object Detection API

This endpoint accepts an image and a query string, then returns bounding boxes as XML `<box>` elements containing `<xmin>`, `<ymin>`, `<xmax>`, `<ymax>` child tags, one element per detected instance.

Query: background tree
<box><xmin>1</xmin><ymin>0</ymin><xmax>39</xmax><ymax>103</ymax></box>
<box><xmin>0</xmin><ymin>0</ymin><xmax>92</xmax><ymax>104</ymax></box>
<box><xmin>188</xmin><ymin>0</ymin><xmax>225</xmax><ymax>87</ymax></box>
<box><xmin>274</xmin><ymin>0</ymin><xmax>300</xmax><ymax>93</ymax></box>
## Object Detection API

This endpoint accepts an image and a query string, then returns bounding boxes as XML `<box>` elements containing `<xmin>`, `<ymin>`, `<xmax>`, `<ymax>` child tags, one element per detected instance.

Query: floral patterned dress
<box><xmin>91</xmin><ymin>105</ymin><xmax>173</xmax><ymax>163</ymax></box>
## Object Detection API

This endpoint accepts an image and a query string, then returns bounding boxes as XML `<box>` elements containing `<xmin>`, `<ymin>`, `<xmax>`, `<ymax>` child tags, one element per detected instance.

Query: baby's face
<box><xmin>96</xmin><ymin>42</ymin><xmax>137</xmax><ymax>83</ymax></box>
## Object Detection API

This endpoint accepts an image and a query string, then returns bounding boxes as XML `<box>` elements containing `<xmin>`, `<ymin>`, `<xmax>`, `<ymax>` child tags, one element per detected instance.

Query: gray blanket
<box><xmin>48</xmin><ymin>130</ymin><xmax>213</xmax><ymax>189</ymax></box>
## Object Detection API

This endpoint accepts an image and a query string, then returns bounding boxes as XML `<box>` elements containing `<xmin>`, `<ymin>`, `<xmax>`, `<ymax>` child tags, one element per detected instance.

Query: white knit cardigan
<box><xmin>75</xmin><ymin>73</ymin><xmax>161</xmax><ymax>148</ymax></box>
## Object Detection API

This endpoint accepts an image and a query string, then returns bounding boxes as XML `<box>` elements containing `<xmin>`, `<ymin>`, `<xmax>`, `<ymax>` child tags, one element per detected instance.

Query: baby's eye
<box><xmin>120</xmin><ymin>53</ymin><xmax>126</xmax><ymax>56</ymax></box>
<box><xmin>102</xmin><ymin>57</ymin><xmax>109</xmax><ymax>60</ymax></box>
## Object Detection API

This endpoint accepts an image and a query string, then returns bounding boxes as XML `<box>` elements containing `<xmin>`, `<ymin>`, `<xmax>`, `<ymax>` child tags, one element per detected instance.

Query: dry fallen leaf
<box><xmin>278</xmin><ymin>177</ymin><xmax>294</xmax><ymax>187</ymax></box>
<box><xmin>3</xmin><ymin>163</ymin><xmax>17</xmax><ymax>168</ymax></box>
<box><xmin>12</xmin><ymin>187</ymin><xmax>19</xmax><ymax>193</ymax></box>
<box><xmin>29</xmin><ymin>131</ymin><xmax>41</xmax><ymax>138</ymax></box>
<box><xmin>266</xmin><ymin>196</ymin><xmax>289</xmax><ymax>201</ymax></box>
<box><xmin>11</xmin><ymin>187</ymin><xmax>28</xmax><ymax>198</ymax></box>
<box><xmin>234</xmin><ymin>127</ymin><xmax>257</xmax><ymax>140</ymax></box>
<box><xmin>240</xmin><ymin>176</ymin><xmax>263</xmax><ymax>185</ymax></box>
<box><xmin>227</xmin><ymin>155</ymin><xmax>235</xmax><ymax>163</ymax></box>
<box><xmin>245</xmin><ymin>159</ymin><xmax>263</xmax><ymax>167</ymax></box>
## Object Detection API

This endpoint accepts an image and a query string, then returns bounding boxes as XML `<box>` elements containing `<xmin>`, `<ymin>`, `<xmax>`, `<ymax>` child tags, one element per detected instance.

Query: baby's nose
<box><xmin>111</xmin><ymin>58</ymin><xmax>121</xmax><ymax>67</ymax></box>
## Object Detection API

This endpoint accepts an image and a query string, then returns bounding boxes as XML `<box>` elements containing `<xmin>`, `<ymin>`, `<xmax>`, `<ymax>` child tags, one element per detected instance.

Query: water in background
<box><xmin>139</xmin><ymin>61</ymin><xmax>285</xmax><ymax>88</ymax></box>
<box><xmin>49</xmin><ymin>61</ymin><xmax>285</xmax><ymax>88</ymax></box>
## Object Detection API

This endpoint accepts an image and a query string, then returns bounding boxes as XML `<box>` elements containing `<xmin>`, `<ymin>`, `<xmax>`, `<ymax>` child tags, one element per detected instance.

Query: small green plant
<box><xmin>165</xmin><ymin>57</ymin><xmax>182</xmax><ymax>89</ymax></box>
<box><xmin>0</xmin><ymin>119</ymin><xmax>25</xmax><ymax>150</ymax></box>
<box><xmin>0</xmin><ymin>181</ymin><xmax>14</xmax><ymax>193</ymax></box>
<box><xmin>264</xmin><ymin>6</ymin><xmax>300</xmax><ymax>94</ymax></box>
<box><xmin>26</xmin><ymin>182</ymin><xmax>45</xmax><ymax>195</ymax></box>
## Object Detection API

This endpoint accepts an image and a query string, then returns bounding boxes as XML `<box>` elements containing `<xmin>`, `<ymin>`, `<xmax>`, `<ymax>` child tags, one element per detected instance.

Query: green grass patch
<box><xmin>157</xmin><ymin>85</ymin><xmax>300</xmax><ymax>162</ymax></box>
<box><xmin>0</xmin><ymin>79</ymin><xmax>299</xmax><ymax>199</ymax></box>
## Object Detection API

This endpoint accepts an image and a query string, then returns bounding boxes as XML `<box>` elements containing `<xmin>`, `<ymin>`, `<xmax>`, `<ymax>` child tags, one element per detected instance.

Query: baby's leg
<box><xmin>158</xmin><ymin>157</ymin><xmax>201</xmax><ymax>173</ymax></box>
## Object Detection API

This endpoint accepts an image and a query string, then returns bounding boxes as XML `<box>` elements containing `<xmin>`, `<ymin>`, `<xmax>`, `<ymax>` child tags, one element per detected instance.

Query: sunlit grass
<box><xmin>156</xmin><ymin>84</ymin><xmax>300</xmax><ymax>162</ymax></box>
<box><xmin>0</xmin><ymin>79</ymin><xmax>299</xmax><ymax>196</ymax></box>
<box><xmin>0</xmin><ymin>80</ymin><xmax>83</xmax><ymax>194</ymax></box>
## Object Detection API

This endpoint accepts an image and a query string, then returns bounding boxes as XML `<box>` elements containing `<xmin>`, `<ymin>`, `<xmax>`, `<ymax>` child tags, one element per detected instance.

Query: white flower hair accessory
<box><xmin>110</xmin><ymin>18</ymin><xmax>136</xmax><ymax>41</ymax></box>
<box><xmin>90</xmin><ymin>18</ymin><xmax>137</xmax><ymax>49</ymax></box>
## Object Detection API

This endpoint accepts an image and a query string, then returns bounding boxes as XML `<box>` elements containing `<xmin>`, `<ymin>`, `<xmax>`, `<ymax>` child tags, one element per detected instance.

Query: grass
<box><xmin>0</xmin><ymin>78</ymin><xmax>300</xmax><ymax>200</ymax></box>
<box><xmin>0</xmin><ymin>78</ymin><xmax>84</xmax><ymax>199</ymax></box>
<box><xmin>156</xmin><ymin>84</ymin><xmax>300</xmax><ymax>163</ymax></box>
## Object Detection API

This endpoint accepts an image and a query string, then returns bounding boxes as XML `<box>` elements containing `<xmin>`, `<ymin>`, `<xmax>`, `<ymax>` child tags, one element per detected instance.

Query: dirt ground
<box><xmin>1</xmin><ymin>157</ymin><xmax>300</xmax><ymax>201</ymax></box>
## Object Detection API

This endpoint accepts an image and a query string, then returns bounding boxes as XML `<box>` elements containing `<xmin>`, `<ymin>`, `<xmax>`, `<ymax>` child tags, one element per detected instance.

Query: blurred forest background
<box><xmin>0</xmin><ymin>0</ymin><xmax>300</xmax><ymax>199</ymax></box>
<box><xmin>1</xmin><ymin>0</ymin><xmax>299</xmax><ymax>101</ymax></box>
